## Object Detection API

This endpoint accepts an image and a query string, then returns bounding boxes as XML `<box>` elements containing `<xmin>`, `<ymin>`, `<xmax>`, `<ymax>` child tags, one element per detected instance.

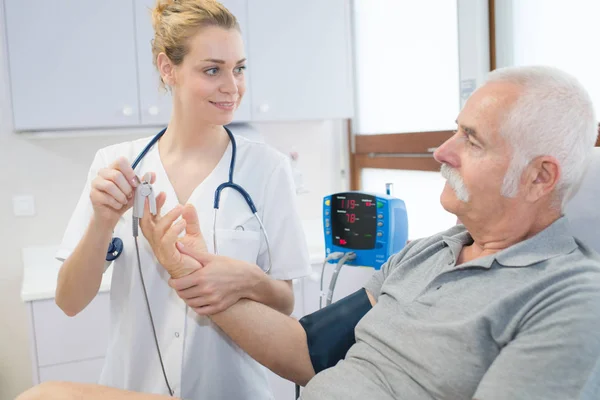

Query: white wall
<box><xmin>0</xmin><ymin>10</ymin><xmax>346</xmax><ymax>398</ymax></box>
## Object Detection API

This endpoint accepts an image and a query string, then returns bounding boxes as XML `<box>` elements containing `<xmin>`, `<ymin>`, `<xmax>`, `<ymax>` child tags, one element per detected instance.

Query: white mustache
<box><xmin>440</xmin><ymin>164</ymin><xmax>470</xmax><ymax>202</ymax></box>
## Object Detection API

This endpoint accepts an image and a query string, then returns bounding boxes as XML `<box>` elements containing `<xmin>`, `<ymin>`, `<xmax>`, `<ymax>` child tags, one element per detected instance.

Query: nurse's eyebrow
<box><xmin>202</xmin><ymin>58</ymin><xmax>247</xmax><ymax>64</ymax></box>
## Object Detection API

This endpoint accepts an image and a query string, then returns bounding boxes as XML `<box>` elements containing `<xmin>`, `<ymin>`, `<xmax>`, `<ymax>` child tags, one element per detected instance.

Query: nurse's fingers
<box><xmin>90</xmin><ymin>190</ymin><xmax>124</xmax><ymax>211</ymax></box>
<box><xmin>169</xmin><ymin>271</ymin><xmax>200</xmax><ymax>291</ymax></box>
<box><xmin>110</xmin><ymin>157</ymin><xmax>138</xmax><ymax>189</ymax></box>
<box><xmin>92</xmin><ymin>175</ymin><xmax>128</xmax><ymax>205</ymax></box>
<box><xmin>98</xmin><ymin>168</ymin><xmax>133</xmax><ymax>200</ymax></box>
<box><xmin>186</xmin><ymin>295</ymin><xmax>214</xmax><ymax>308</ymax></box>
<box><xmin>193</xmin><ymin>305</ymin><xmax>220</xmax><ymax>316</ymax></box>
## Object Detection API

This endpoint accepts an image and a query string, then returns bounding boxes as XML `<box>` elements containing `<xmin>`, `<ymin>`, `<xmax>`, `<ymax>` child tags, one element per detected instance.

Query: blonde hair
<box><xmin>151</xmin><ymin>0</ymin><xmax>240</xmax><ymax>87</ymax></box>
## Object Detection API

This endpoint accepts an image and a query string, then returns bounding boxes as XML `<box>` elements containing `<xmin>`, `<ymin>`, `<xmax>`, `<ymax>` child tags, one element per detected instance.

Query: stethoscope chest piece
<box><xmin>106</xmin><ymin>237</ymin><xmax>124</xmax><ymax>261</ymax></box>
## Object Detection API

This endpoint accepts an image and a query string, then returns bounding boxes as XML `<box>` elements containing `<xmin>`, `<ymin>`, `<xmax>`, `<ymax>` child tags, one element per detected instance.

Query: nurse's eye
<box><xmin>234</xmin><ymin>65</ymin><xmax>247</xmax><ymax>75</ymax></box>
<box><xmin>205</xmin><ymin>67</ymin><xmax>219</xmax><ymax>76</ymax></box>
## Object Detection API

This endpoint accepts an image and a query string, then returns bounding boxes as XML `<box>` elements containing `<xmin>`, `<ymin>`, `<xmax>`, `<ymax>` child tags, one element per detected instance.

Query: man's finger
<box><xmin>182</xmin><ymin>204</ymin><xmax>203</xmax><ymax>237</ymax></box>
<box><xmin>176</xmin><ymin>241</ymin><xmax>213</xmax><ymax>263</ymax></box>
<box><xmin>155</xmin><ymin>205</ymin><xmax>183</xmax><ymax>237</ymax></box>
<box><xmin>163</xmin><ymin>219</ymin><xmax>187</xmax><ymax>248</ymax></box>
<box><xmin>155</xmin><ymin>192</ymin><xmax>167</xmax><ymax>216</ymax></box>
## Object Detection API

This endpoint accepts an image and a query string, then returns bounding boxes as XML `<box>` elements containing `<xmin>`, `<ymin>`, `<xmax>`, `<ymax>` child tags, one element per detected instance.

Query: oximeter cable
<box><xmin>134</xmin><ymin>217</ymin><xmax>174</xmax><ymax>397</ymax></box>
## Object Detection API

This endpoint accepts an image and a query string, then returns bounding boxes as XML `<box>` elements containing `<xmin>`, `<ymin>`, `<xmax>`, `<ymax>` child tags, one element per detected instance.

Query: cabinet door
<box><xmin>4</xmin><ymin>1</ymin><xmax>140</xmax><ymax>131</ymax></box>
<box><xmin>134</xmin><ymin>0</ymin><xmax>252</xmax><ymax>125</ymax></box>
<box><xmin>32</xmin><ymin>293</ymin><xmax>109</xmax><ymax>367</ymax></box>
<box><xmin>134</xmin><ymin>0</ymin><xmax>172</xmax><ymax>126</ymax></box>
<box><xmin>247</xmin><ymin>0</ymin><xmax>354</xmax><ymax>121</ymax></box>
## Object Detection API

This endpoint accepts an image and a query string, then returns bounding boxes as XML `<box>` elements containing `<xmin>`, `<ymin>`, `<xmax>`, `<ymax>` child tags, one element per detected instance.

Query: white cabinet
<box><xmin>247</xmin><ymin>0</ymin><xmax>354</xmax><ymax>121</ymax></box>
<box><xmin>4</xmin><ymin>0</ymin><xmax>353</xmax><ymax>131</ymax></box>
<box><xmin>133</xmin><ymin>0</ymin><xmax>173</xmax><ymax>127</ymax></box>
<box><xmin>26</xmin><ymin>292</ymin><xmax>110</xmax><ymax>385</ymax></box>
<box><xmin>4</xmin><ymin>1</ymin><xmax>140</xmax><ymax>131</ymax></box>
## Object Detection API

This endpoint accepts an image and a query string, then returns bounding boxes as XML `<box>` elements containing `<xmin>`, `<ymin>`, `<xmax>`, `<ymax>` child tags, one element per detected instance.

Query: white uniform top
<box><xmin>56</xmin><ymin>134</ymin><xmax>311</xmax><ymax>399</ymax></box>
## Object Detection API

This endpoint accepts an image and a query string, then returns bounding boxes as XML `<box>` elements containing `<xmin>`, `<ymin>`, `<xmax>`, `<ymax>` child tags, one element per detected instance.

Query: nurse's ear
<box><xmin>156</xmin><ymin>52</ymin><xmax>177</xmax><ymax>87</ymax></box>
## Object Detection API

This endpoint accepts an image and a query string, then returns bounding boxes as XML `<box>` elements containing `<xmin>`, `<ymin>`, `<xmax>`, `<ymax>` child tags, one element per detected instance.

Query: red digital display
<box><xmin>331</xmin><ymin>193</ymin><xmax>377</xmax><ymax>250</ymax></box>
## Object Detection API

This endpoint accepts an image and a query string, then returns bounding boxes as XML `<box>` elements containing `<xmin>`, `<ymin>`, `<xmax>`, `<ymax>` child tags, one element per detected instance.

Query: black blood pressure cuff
<box><xmin>298</xmin><ymin>288</ymin><xmax>372</xmax><ymax>374</ymax></box>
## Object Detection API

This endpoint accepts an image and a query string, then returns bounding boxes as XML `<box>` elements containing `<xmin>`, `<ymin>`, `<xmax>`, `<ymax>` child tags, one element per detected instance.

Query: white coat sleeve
<box><xmin>256</xmin><ymin>156</ymin><xmax>311</xmax><ymax>281</ymax></box>
<box><xmin>55</xmin><ymin>149</ymin><xmax>107</xmax><ymax>262</ymax></box>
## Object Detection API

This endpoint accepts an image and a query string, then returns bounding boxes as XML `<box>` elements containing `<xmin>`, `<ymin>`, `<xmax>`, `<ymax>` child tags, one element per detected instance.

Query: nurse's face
<box><xmin>171</xmin><ymin>26</ymin><xmax>247</xmax><ymax>126</ymax></box>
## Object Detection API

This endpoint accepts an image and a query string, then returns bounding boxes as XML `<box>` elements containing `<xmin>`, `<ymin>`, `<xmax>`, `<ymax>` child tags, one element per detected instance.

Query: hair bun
<box><xmin>151</xmin><ymin>0</ymin><xmax>176</xmax><ymax>30</ymax></box>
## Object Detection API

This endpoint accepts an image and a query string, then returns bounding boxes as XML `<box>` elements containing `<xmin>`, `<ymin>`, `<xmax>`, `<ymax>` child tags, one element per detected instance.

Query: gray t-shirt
<box><xmin>301</xmin><ymin>217</ymin><xmax>600</xmax><ymax>400</ymax></box>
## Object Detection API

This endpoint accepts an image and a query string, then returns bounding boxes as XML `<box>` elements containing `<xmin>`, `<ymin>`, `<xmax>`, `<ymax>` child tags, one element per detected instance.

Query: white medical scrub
<box><xmin>56</xmin><ymin>133</ymin><xmax>311</xmax><ymax>399</ymax></box>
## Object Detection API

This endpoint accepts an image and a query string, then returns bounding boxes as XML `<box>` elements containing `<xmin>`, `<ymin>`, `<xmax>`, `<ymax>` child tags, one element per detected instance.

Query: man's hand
<box><xmin>139</xmin><ymin>197</ymin><xmax>207</xmax><ymax>279</ymax></box>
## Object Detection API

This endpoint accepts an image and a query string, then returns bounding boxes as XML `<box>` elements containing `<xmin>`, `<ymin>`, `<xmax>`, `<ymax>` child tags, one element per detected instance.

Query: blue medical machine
<box><xmin>318</xmin><ymin>189</ymin><xmax>408</xmax><ymax>308</ymax></box>
<box><xmin>323</xmin><ymin>191</ymin><xmax>408</xmax><ymax>270</ymax></box>
<box><xmin>296</xmin><ymin>188</ymin><xmax>409</xmax><ymax>398</ymax></box>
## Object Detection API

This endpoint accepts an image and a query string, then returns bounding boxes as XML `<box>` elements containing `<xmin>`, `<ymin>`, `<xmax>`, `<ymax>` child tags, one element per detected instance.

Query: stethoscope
<box><xmin>106</xmin><ymin>125</ymin><xmax>273</xmax><ymax>274</ymax></box>
<box><xmin>104</xmin><ymin>125</ymin><xmax>273</xmax><ymax>396</ymax></box>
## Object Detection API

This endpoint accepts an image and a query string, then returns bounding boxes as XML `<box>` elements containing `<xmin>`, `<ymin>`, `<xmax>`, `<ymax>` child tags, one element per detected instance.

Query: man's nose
<box><xmin>433</xmin><ymin>133</ymin><xmax>460</xmax><ymax>167</ymax></box>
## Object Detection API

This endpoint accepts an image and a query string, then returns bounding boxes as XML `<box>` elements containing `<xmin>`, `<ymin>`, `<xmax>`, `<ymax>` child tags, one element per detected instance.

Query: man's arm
<box><xmin>210</xmin><ymin>299</ymin><xmax>316</xmax><ymax>386</ymax></box>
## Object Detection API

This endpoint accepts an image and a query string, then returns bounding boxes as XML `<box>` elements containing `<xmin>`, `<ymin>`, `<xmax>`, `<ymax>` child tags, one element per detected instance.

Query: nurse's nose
<box><xmin>220</xmin><ymin>72</ymin><xmax>239</xmax><ymax>95</ymax></box>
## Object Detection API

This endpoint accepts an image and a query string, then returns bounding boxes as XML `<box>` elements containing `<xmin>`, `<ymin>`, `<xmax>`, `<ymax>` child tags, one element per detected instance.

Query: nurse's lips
<box><xmin>210</xmin><ymin>101</ymin><xmax>236</xmax><ymax>111</ymax></box>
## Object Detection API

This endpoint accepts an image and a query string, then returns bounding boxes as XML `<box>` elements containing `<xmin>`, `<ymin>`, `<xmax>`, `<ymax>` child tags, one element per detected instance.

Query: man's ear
<box><xmin>156</xmin><ymin>52</ymin><xmax>176</xmax><ymax>87</ymax></box>
<box><xmin>524</xmin><ymin>156</ymin><xmax>561</xmax><ymax>202</ymax></box>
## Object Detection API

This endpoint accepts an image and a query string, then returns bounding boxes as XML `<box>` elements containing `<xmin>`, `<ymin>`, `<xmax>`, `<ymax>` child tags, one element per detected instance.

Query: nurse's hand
<box><xmin>90</xmin><ymin>157</ymin><xmax>150</xmax><ymax>230</ymax></box>
<box><xmin>140</xmin><ymin>199</ymin><xmax>207</xmax><ymax>279</ymax></box>
<box><xmin>169</xmin><ymin>247</ymin><xmax>264</xmax><ymax>316</ymax></box>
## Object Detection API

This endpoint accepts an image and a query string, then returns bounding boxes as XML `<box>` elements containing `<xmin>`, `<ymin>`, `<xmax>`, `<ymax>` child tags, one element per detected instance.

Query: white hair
<box><xmin>486</xmin><ymin>66</ymin><xmax>597</xmax><ymax>207</ymax></box>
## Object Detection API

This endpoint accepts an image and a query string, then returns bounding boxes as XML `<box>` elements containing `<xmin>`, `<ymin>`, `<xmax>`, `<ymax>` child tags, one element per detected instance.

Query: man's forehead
<box><xmin>457</xmin><ymin>83</ymin><xmax>521</xmax><ymax>137</ymax></box>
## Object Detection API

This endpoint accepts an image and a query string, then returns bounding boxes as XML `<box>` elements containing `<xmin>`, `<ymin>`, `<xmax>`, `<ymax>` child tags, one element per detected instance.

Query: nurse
<box><xmin>54</xmin><ymin>0</ymin><xmax>311</xmax><ymax>398</ymax></box>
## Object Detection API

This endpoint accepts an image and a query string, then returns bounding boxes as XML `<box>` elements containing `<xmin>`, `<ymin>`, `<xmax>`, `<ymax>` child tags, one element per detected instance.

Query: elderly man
<box><xmin>18</xmin><ymin>65</ymin><xmax>600</xmax><ymax>400</ymax></box>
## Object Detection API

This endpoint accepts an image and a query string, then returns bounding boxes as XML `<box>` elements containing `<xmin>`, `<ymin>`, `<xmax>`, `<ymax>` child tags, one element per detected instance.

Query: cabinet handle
<box><xmin>259</xmin><ymin>104</ymin><xmax>270</xmax><ymax>113</ymax></box>
<box><xmin>122</xmin><ymin>106</ymin><xmax>134</xmax><ymax>117</ymax></box>
<box><xmin>148</xmin><ymin>106</ymin><xmax>159</xmax><ymax>116</ymax></box>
